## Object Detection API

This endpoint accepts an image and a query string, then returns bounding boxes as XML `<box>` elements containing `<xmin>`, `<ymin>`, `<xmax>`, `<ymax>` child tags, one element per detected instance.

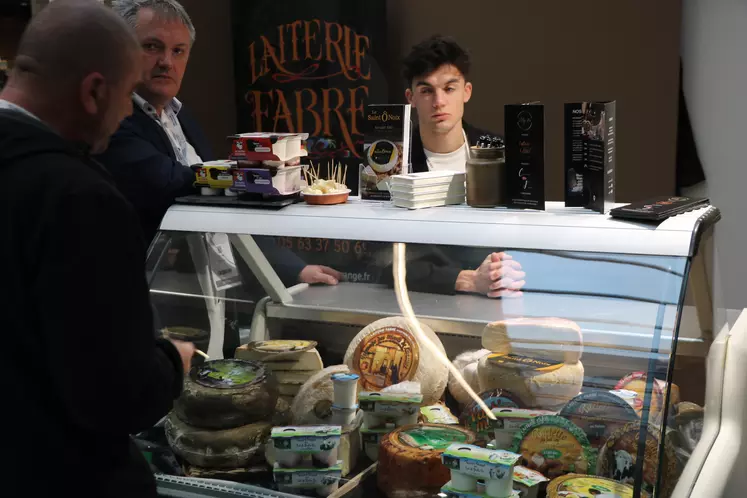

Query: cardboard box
<box><xmin>359</xmin><ymin>104</ymin><xmax>412</xmax><ymax>200</ymax></box>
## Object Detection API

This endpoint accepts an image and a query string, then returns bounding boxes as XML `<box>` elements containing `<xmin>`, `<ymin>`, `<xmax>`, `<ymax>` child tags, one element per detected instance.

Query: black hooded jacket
<box><xmin>0</xmin><ymin>108</ymin><xmax>183</xmax><ymax>497</ymax></box>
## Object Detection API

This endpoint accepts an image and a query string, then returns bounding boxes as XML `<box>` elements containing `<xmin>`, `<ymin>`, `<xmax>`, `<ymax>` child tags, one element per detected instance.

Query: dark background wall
<box><xmin>3</xmin><ymin>0</ymin><xmax>682</xmax><ymax>201</ymax></box>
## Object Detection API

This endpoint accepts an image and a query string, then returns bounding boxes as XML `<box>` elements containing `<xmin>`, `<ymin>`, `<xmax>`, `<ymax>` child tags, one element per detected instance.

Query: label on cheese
<box><xmin>512</xmin><ymin>466</ymin><xmax>549</xmax><ymax>487</ymax></box>
<box><xmin>398</xmin><ymin>426</ymin><xmax>470</xmax><ymax>451</ymax></box>
<box><xmin>511</xmin><ymin>415</ymin><xmax>594</xmax><ymax>479</ymax></box>
<box><xmin>271</xmin><ymin>426</ymin><xmax>341</xmax><ymax>453</ymax></box>
<box><xmin>547</xmin><ymin>474</ymin><xmax>636</xmax><ymax>498</ymax></box>
<box><xmin>559</xmin><ymin>391</ymin><xmax>640</xmax><ymax>447</ymax></box>
<box><xmin>192</xmin><ymin>360</ymin><xmax>259</xmax><ymax>389</ymax></box>
<box><xmin>487</xmin><ymin>353</ymin><xmax>564</xmax><ymax>373</ymax></box>
<box><xmin>442</xmin><ymin>444</ymin><xmax>520</xmax><ymax>479</ymax></box>
<box><xmin>253</xmin><ymin>340</ymin><xmax>317</xmax><ymax>353</ymax></box>
<box><xmin>353</xmin><ymin>326</ymin><xmax>420</xmax><ymax>390</ymax></box>
<box><xmin>421</xmin><ymin>405</ymin><xmax>459</xmax><ymax>425</ymax></box>
<box><xmin>615</xmin><ymin>372</ymin><xmax>664</xmax><ymax>420</ymax></box>
<box><xmin>459</xmin><ymin>389</ymin><xmax>524</xmax><ymax>438</ymax></box>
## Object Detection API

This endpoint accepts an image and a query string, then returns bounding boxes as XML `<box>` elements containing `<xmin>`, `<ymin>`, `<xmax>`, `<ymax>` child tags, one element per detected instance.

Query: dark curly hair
<box><xmin>402</xmin><ymin>35</ymin><xmax>471</xmax><ymax>87</ymax></box>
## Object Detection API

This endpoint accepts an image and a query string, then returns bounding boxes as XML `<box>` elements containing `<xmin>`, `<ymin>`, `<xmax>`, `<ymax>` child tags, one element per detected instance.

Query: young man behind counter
<box><xmin>404</xmin><ymin>35</ymin><xmax>499</xmax><ymax>173</ymax></box>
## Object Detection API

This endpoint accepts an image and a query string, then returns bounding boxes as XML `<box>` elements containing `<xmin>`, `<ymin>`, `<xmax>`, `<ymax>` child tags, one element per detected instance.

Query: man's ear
<box><xmin>405</xmin><ymin>88</ymin><xmax>413</xmax><ymax>104</ymax></box>
<box><xmin>80</xmin><ymin>72</ymin><xmax>106</xmax><ymax>116</ymax></box>
<box><xmin>464</xmin><ymin>82</ymin><xmax>473</xmax><ymax>104</ymax></box>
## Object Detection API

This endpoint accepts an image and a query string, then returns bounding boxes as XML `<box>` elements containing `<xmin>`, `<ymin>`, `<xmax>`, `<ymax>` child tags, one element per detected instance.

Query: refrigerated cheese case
<box><xmin>144</xmin><ymin>200</ymin><xmax>721</xmax><ymax>498</ymax></box>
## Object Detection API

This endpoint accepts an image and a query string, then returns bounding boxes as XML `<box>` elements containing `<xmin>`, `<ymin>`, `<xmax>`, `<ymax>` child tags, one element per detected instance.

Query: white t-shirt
<box><xmin>424</xmin><ymin>142</ymin><xmax>469</xmax><ymax>173</ymax></box>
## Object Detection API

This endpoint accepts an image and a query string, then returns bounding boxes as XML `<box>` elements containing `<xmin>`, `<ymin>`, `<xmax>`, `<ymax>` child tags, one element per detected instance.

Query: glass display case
<box><xmin>146</xmin><ymin>200</ymin><xmax>720</xmax><ymax>498</ymax></box>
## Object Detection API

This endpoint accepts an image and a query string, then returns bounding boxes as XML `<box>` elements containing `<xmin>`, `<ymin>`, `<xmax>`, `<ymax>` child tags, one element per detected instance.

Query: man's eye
<box><xmin>174</xmin><ymin>48</ymin><xmax>185</xmax><ymax>56</ymax></box>
<box><xmin>420</xmin><ymin>88</ymin><xmax>432</xmax><ymax>95</ymax></box>
<box><xmin>143</xmin><ymin>43</ymin><xmax>158</xmax><ymax>52</ymax></box>
<box><xmin>445</xmin><ymin>87</ymin><xmax>455</xmax><ymax>93</ymax></box>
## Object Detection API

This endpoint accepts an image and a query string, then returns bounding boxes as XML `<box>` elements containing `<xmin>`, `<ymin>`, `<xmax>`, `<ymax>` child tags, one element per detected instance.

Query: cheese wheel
<box><xmin>165</xmin><ymin>412</ymin><xmax>271</xmax><ymax>469</ymax></box>
<box><xmin>377</xmin><ymin>424</ymin><xmax>477</xmax><ymax>498</ymax></box>
<box><xmin>547</xmin><ymin>474</ymin><xmax>639</xmax><ymax>498</ymax></box>
<box><xmin>511</xmin><ymin>415</ymin><xmax>594</xmax><ymax>479</ymax></box>
<box><xmin>615</xmin><ymin>372</ymin><xmax>680</xmax><ymax>424</ymax></box>
<box><xmin>175</xmin><ymin>359</ymin><xmax>278</xmax><ymax>429</ymax></box>
<box><xmin>482</xmin><ymin>318</ymin><xmax>584</xmax><ymax>364</ymax></box>
<box><xmin>458</xmin><ymin>388</ymin><xmax>525</xmax><ymax>440</ymax></box>
<box><xmin>559</xmin><ymin>391</ymin><xmax>640</xmax><ymax>449</ymax></box>
<box><xmin>596</xmin><ymin>422</ymin><xmax>679</xmax><ymax>498</ymax></box>
<box><xmin>448</xmin><ymin>349</ymin><xmax>490</xmax><ymax>407</ymax></box>
<box><xmin>290</xmin><ymin>365</ymin><xmax>351</xmax><ymax>425</ymax></box>
<box><xmin>344</xmin><ymin>317</ymin><xmax>448</xmax><ymax>405</ymax></box>
<box><xmin>477</xmin><ymin>353</ymin><xmax>584</xmax><ymax>410</ymax></box>
<box><xmin>235</xmin><ymin>340</ymin><xmax>323</xmax><ymax>371</ymax></box>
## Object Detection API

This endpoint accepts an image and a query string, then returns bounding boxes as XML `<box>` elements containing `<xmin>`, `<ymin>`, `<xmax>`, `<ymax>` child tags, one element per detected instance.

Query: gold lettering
<box><xmin>273</xmin><ymin>90</ymin><xmax>294</xmax><ymax>132</ymax></box>
<box><xmin>295</xmin><ymin>88</ymin><xmax>322</xmax><ymax>137</ymax></box>
<box><xmin>304</xmin><ymin>20</ymin><xmax>322</xmax><ymax>60</ymax></box>
<box><xmin>355</xmin><ymin>33</ymin><xmax>371</xmax><ymax>80</ymax></box>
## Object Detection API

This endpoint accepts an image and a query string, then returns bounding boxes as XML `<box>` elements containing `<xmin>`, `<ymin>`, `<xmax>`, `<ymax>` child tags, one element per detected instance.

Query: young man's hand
<box><xmin>298</xmin><ymin>265</ymin><xmax>342</xmax><ymax>286</ymax></box>
<box><xmin>456</xmin><ymin>252</ymin><xmax>526</xmax><ymax>298</ymax></box>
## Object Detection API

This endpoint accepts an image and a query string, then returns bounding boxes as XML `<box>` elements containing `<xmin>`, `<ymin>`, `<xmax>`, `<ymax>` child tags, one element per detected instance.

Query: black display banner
<box><xmin>231</xmin><ymin>0</ymin><xmax>389</xmax><ymax>194</ymax></box>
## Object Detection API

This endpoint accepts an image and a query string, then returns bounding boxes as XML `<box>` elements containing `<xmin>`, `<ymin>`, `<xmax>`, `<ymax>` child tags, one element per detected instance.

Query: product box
<box><xmin>359</xmin><ymin>104</ymin><xmax>412</xmax><ymax>200</ymax></box>
<box><xmin>504</xmin><ymin>104</ymin><xmax>545</xmax><ymax>210</ymax></box>
<box><xmin>564</xmin><ymin>101</ymin><xmax>616</xmax><ymax>213</ymax></box>
<box><xmin>229</xmin><ymin>132</ymin><xmax>309</xmax><ymax>162</ymax></box>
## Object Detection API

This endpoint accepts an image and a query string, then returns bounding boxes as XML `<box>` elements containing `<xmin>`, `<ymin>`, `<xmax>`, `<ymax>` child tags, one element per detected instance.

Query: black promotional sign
<box><xmin>231</xmin><ymin>1</ymin><xmax>389</xmax><ymax>194</ymax></box>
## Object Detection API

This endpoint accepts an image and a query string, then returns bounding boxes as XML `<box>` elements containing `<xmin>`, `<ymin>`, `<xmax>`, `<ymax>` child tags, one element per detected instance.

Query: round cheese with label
<box><xmin>477</xmin><ymin>353</ymin><xmax>584</xmax><ymax>410</ymax></box>
<box><xmin>547</xmin><ymin>474</ymin><xmax>642</xmax><ymax>498</ymax></box>
<box><xmin>615</xmin><ymin>372</ymin><xmax>680</xmax><ymax>424</ymax></box>
<box><xmin>458</xmin><ymin>388</ymin><xmax>524</xmax><ymax>440</ymax></box>
<box><xmin>481</xmin><ymin>318</ymin><xmax>584</xmax><ymax>364</ymax></box>
<box><xmin>378</xmin><ymin>424</ymin><xmax>477</xmax><ymax>498</ymax></box>
<box><xmin>290</xmin><ymin>365</ymin><xmax>351</xmax><ymax>425</ymax></box>
<box><xmin>448</xmin><ymin>349</ymin><xmax>490</xmax><ymax>407</ymax></box>
<box><xmin>511</xmin><ymin>415</ymin><xmax>595</xmax><ymax>479</ymax></box>
<box><xmin>559</xmin><ymin>391</ymin><xmax>640</xmax><ymax>449</ymax></box>
<box><xmin>344</xmin><ymin>317</ymin><xmax>448</xmax><ymax>405</ymax></box>
<box><xmin>175</xmin><ymin>359</ymin><xmax>278</xmax><ymax>430</ymax></box>
<box><xmin>165</xmin><ymin>412</ymin><xmax>272</xmax><ymax>469</ymax></box>
<box><xmin>596</xmin><ymin>422</ymin><xmax>680</xmax><ymax>498</ymax></box>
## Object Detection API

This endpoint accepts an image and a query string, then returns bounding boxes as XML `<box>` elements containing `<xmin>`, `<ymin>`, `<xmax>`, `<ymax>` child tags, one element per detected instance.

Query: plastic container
<box><xmin>231</xmin><ymin>165</ymin><xmax>304</xmax><ymax>196</ymax></box>
<box><xmin>273</xmin><ymin>462</ymin><xmax>342</xmax><ymax>497</ymax></box>
<box><xmin>441</xmin><ymin>444</ymin><xmax>520</xmax><ymax>498</ymax></box>
<box><xmin>271</xmin><ymin>426</ymin><xmax>342</xmax><ymax>469</ymax></box>
<box><xmin>330</xmin><ymin>405</ymin><xmax>358</xmax><ymax>427</ymax></box>
<box><xmin>360</xmin><ymin>427</ymin><xmax>390</xmax><ymax>461</ymax></box>
<box><xmin>331</xmin><ymin>373</ymin><xmax>359</xmax><ymax>408</ymax></box>
<box><xmin>230</xmin><ymin>132</ymin><xmax>309</xmax><ymax>162</ymax></box>
<box><xmin>466</xmin><ymin>147</ymin><xmax>505</xmax><ymax>208</ymax></box>
<box><xmin>392</xmin><ymin>194</ymin><xmax>466</xmax><ymax>210</ymax></box>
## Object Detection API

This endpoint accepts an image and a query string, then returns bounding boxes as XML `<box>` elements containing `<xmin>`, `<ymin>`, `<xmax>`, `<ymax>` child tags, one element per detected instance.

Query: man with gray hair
<box><xmin>0</xmin><ymin>1</ymin><xmax>195</xmax><ymax>496</ymax></box>
<box><xmin>99</xmin><ymin>0</ymin><xmax>344</xmax><ymax>288</ymax></box>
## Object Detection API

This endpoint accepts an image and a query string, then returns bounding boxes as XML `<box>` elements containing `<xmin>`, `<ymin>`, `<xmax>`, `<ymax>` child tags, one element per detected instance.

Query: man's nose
<box><xmin>158</xmin><ymin>52</ymin><xmax>174</xmax><ymax>69</ymax></box>
<box><xmin>432</xmin><ymin>89</ymin><xmax>447</xmax><ymax>108</ymax></box>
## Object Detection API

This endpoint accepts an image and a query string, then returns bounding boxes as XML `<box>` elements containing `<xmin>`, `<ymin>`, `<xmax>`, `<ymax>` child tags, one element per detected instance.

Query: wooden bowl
<box><xmin>302</xmin><ymin>189</ymin><xmax>351</xmax><ymax>205</ymax></box>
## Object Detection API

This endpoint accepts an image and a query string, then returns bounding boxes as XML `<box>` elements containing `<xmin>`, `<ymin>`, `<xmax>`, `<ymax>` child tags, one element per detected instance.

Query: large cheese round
<box><xmin>597</xmin><ymin>422</ymin><xmax>680</xmax><ymax>498</ymax></box>
<box><xmin>477</xmin><ymin>353</ymin><xmax>584</xmax><ymax>410</ymax></box>
<box><xmin>290</xmin><ymin>365</ymin><xmax>351</xmax><ymax>425</ymax></box>
<box><xmin>377</xmin><ymin>424</ymin><xmax>477</xmax><ymax>498</ymax></box>
<box><xmin>615</xmin><ymin>371</ymin><xmax>681</xmax><ymax>424</ymax></box>
<box><xmin>165</xmin><ymin>412</ymin><xmax>272</xmax><ymax>469</ymax></box>
<box><xmin>482</xmin><ymin>318</ymin><xmax>584</xmax><ymax>364</ymax></box>
<box><xmin>175</xmin><ymin>359</ymin><xmax>278</xmax><ymax>429</ymax></box>
<box><xmin>559</xmin><ymin>391</ymin><xmax>640</xmax><ymax>449</ymax></box>
<box><xmin>547</xmin><ymin>474</ymin><xmax>637</xmax><ymax>498</ymax></box>
<box><xmin>344</xmin><ymin>317</ymin><xmax>448</xmax><ymax>405</ymax></box>
<box><xmin>448</xmin><ymin>349</ymin><xmax>490</xmax><ymax>407</ymax></box>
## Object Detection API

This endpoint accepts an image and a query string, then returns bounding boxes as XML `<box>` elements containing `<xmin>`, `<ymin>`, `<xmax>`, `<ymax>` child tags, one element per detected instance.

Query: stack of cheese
<box><xmin>165</xmin><ymin>359</ymin><xmax>281</xmax><ymax>473</ymax></box>
<box><xmin>477</xmin><ymin>318</ymin><xmax>585</xmax><ymax>411</ymax></box>
<box><xmin>235</xmin><ymin>340</ymin><xmax>323</xmax><ymax>405</ymax></box>
<box><xmin>389</xmin><ymin>171</ymin><xmax>466</xmax><ymax>210</ymax></box>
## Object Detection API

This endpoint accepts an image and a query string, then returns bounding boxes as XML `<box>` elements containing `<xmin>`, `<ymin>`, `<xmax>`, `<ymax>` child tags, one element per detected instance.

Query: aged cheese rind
<box><xmin>165</xmin><ymin>412</ymin><xmax>271</xmax><ymax>469</ymax></box>
<box><xmin>448</xmin><ymin>349</ymin><xmax>489</xmax><ymax>407</ymax></box>
<box><xmin>291</xmin><ymin>365</ymin><xmax>351</xmax><ymax>425</ymax></box>
<box><xmin>175</xmin><ymin>360</ymin><xmax>278</xmax><ymax>430</ymax></box>
<box><xmin>482</xmin><ymin>318</ymin><xmax>584</xmax><ymax>364</ymax></box>
<box><xmin>559</xmin><ymin>391</ymin><xmax>640</xmax><ymax>449</ymax></box>
<box><xmin>377</xmin><ymin>424</ymin><xmax>477</xmax><ymax>498</ymax></box>
<box><xmin>344</xmin><ymin>316</ymin><xmax>448</xmax><ymax>405</ymax></box>
<box><xmin>235</xmin><ymin>342</ymin><xmax>323</xmax><ymax>371</ymax></box>
<box><xmin>477</xmin><ymin>354</ymin><xmax>584</xmax><ymax>410</ymax></box>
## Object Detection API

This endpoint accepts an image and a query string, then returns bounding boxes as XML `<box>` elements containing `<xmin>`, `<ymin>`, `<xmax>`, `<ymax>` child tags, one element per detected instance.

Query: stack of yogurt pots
<box><xmin>271</xmin><ymin>425</ymin><xmax>343</xmax><ymax>497</ymax></box>
<box><xmin>358</xmin><ymin>390</ymin><xmax>424</xmax><ymax>461</ymax></box>
<box><xmin>329</xmin><ymin>373</ymin><xmax>360</xmax><ymax>427</ymax></box>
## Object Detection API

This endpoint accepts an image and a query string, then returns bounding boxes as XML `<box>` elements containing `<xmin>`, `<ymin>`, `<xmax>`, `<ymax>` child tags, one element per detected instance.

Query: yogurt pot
<box><xmin>331</xmin><ymin>373</ymin><xmax>359</xmax><ymax>409</ymax></box>
<box><xmin>330</xmin><ymin>404</ymin><xmax>358</xmax><ymax>427</ymax></box>
<box><xmin>360</xmin><ymin>427</ymin><xmax>390</xmax><ymax>461</ymax></box>
<box><xmin>271</xmin><ymin>426</ymin><xmax>341</xmax><ymax>469</ymax></box>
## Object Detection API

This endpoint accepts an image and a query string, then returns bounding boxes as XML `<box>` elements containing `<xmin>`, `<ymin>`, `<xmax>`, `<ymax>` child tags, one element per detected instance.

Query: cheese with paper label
<box><xmin>477</xmin><ymin>353</ymin><xmax>583</xmax><ymax>410</ymax></box>
<box><xmin>344</xmin><ymin>317</ymin><xmax>448</xmax><ymax>405</ymax></box>
<box><xmin>481</xmin><ymin>318</ymin><xmax>583</xmax><ymax>364</ymax></box>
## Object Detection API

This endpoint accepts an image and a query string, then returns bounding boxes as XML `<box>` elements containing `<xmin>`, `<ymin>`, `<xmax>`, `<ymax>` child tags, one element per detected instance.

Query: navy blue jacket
<box><xmin>97</xmin><ymin>105</ymin><xmax>210</xmax><ymax>243</ymax></box>
<box><xmin>97</xmin><ymin>101</ymin><xmax>306</xmax><ymax>286</ymax></box>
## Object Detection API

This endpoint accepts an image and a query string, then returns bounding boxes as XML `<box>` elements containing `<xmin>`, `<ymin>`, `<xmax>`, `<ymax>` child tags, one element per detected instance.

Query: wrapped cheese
<box><xmin>448</xmin><ymin>349</ymin><xmax>490</xmax><ymax>407</ymax></box>
<box><xmin>481</xmin><ymin>318</ymin><xmax>583</xmax><ymax>364</ymax></box>
<box><xmin>477</xmin><ymin>353</ymin><xmax>583</xmax><ymax>410</ymax></box>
